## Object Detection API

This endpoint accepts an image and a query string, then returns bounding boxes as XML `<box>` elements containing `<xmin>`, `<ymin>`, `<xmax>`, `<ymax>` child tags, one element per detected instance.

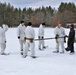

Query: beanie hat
<box><xmin>42</xmin><ymin>23</ymin><xmax>45</xmax><ymax>25</ymax></box>
<box><xmin>70</xmin><ymin>24</ymin><xmax>74</xmax><ymax>28</ymax></box>
<box><xmin>28</xmin><ymin>22</ymin><xmax>32</xmax><ymax>26</ymax></box>
<box><xmin>21</xmin><ymin>21</ymin><xmax>24</xmax><ymax>23</ymax></box>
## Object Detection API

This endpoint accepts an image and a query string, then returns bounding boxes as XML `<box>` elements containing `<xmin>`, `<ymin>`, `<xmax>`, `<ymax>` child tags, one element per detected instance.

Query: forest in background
<box><xmin>0</xmin><ymin>2</ymin><xmax>76</xmax><ymax>27</ymax></box>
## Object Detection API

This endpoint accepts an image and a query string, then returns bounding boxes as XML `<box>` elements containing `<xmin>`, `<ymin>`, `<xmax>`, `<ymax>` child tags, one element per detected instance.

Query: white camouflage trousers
<box><xmin>19</xmin><ymin>40</ymin><xmax>25</xmax><ymax>51</ymax></box>
<box><xmin>0</xmin><ymin>43</ymin><xmax>6</xmax><ymax>54</ymax></box>
<box><xmin>23</xmin><ymin>40</ymin><xmax>35</xmax><ymax>57</ymax></box>
<box><xmin>39</xmin><ymin>37</ymin><xmax>44</xmax><ymax>49</ymax></box>
<box><xmin>56</xmin><ymin>41</ymin><xmax>64</xmax><ymax>52</ymax></box>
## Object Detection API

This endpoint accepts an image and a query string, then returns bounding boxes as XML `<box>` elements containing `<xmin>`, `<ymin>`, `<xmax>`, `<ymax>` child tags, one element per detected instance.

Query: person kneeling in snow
<box><xmin>0</xmin><ymin>24</ymin><xmax>8</xmax><ymax>55</ymax></box>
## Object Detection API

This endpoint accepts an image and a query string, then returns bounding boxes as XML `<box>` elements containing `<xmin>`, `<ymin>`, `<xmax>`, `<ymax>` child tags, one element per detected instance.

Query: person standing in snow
<box><xmin>0</xmin><ymin>24</ymin><xmax>8</xmax><ymax>55</ymax></box>
<box><xmin>17</xmin><ymin>21</ymin><xmax>26</xmax><ymax>55</ymax></box>
<box><xmin>23</xmin><ymin>22</ymin><xmax>36</xmax><ymax>58</ymax></box>
<box><xmin>53</xmin><ymin>21</ymin><xmax>66</xmax><ymax>53</ymax></box>
<box><xmin>65</xmin><ymin>24</ymin><xmax>75</xmax><ymax>54</ymax></box>
<box><xmin>38</xmin><ymin>23</ymin><xmax>46</xmax><ymax>50</ymax></box>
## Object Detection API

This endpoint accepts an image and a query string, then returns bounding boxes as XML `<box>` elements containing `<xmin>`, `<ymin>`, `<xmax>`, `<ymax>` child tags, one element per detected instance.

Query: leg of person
<box><xmin>30</xmin><ymin>42</ymin><xmax>35</xmax><ymax>56</ymax></box>
<box><xmin>56</xmin><ymin>43</ymin><xmax>59</xmax><ymax>52</ymax></box>
<box><xmin>42</xmin><ymin>40</ymin><xmax>45</xmax><ymax>49</ymax></box>
<box><xmin>41</xmin><ymin>36</ymin><xmax>45</xmax><ymax>49</ymax></box>
<box><xmin>39</xmin><ymin>40</ymin><xmax>41</xmax><ymax>50</ymax></box>
<box><xmin>65</xmin><ymin>41</ymin><xmax>70</xmax><ymax>51</ymax></box>
<box><xmin>23</xmin><ymin>40</ymin><xmax>29</xmax><ymax>58</ymax></box>
<box><xmin>60</xmin><ymin>41</ymin><xmax>64</xmax><ymax>53</ymax></box>
<box><xmin>1</xmin><ymin>43</ymin><xmax>6</xmax><ymax>55</ymax></box>
<box><xmin>30</xmin><ymin>42</ymin><xmax>36</xmax><ymax>58</ymax></box>
<box><xmin>53</xmin><ymin>43</ymin><xmax>59</xmax><ymax>53</ymax></box>
<box><xmin>40</xmin><ymin>40</ymin><xmax>43</xmax><ymax>50</ymax></box>
<box><xmin>70</xmin><ymin>43</ymin><xmax>75</xmax><ymax>54</ymax></box>
<box><xmin>19</xmin><ymin>40</ymin><xmax>24</xmax><ymax>55</ymax></box>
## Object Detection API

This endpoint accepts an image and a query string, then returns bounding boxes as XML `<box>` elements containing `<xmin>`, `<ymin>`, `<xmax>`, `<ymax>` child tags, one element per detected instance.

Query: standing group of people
<box><xmin>53</xmin><ymin>22</ymin><xmax>75</xmax><ymax>54</ymax></box>
<box><xmin>17</xmin><ymin>21</ymin><xmax>47</xmax><ymax>58</ymax></box>
<box><xmin>0</xmin><ymin>21</ymin><xmax>75</xmax><ymax>57</ymax></box>
<box><xmin>17</xmin><ymin>21</ymin><xmax>36</xmax><ymax>58</ymax></box>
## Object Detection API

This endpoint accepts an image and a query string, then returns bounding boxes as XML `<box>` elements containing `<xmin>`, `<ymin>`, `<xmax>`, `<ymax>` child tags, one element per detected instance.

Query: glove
<box><xmin>5</xmin><ymin>41</ymin><xmax>6</xmax><ymax>43</ymax></box>
<box><xmin>64</xmin><ymin>35</ymin><xmax>68</xmax><ymax>43</ymax></box>
<box><xmin>24</xmin><ymin>37</ymin><xmax>26</xmax><ymax>40</ymax></box>
<box><xmin>18</xmin><ymin>36</ymin><xmax>20</xmax><ymax>39</ymax></box>
<box><xmin>30</xmin><ymin>39</ymin><xmax>34</xmax><ymax>43</ymax></box>
<box><xmin>38</xmin><ymin>36</ymin><xmax>40</xmax><ymax>39</ymax></box>
<box><xmin>42</xmin><ymin>36</ymin><xmax>44</xmax><ymax>39</ymax></box>
<box><xmin>64</xmin><ymin>37</ymin><xmax>66</xmax><ymax>43</ymax></box>
<box><xmin>55</xmin><ymin>34</ymin><xmax>59</xmax><ymax>39</ymax></box>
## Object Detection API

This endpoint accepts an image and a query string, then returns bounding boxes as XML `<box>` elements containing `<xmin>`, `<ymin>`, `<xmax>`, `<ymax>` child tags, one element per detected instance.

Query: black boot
<box><xmin>21</xmin><ymin>52</ymin><xmax>23</xmax><ymax>55</ymax></box>
<box><xmin>22</xmin><ymin>55</ymin><xmax>27</xmax><ymax>58</ymax></box>
<box><xmin>31</xmin><ymin>56</ymin><xmax>37</xmax><ymax>59</ymax></box>
<box><xmin>39</xmin><ymin>48</ymin><xmax>42</xmax><ymax>50</ymax></box>
<box><xmin>65</xmin><ymin>47</ymin><xmax>70</xmax><ymax>51</ymax></box>
<box><xmin>1</xmin><ymin>53</ymin><xmax>8</xmax><ymax>55</ymax></box>
<box><xmin>53</xmin><ymin>50</ymin><xmax>59</xmax><ymax>53</ymax></box>
<box><xmin>70</xmin><ymin>51</ymin><xmax>75</xmax><ymax>55</ymax></box>
<box><xmin>21</xmin><ymin>49</ymin><xmax>23</xmax><ymax>51</ymax></box>
<box><xmin>21</xmin><ymin>49</ymin><xmax>23</xmax><ymax>55</ymax></box>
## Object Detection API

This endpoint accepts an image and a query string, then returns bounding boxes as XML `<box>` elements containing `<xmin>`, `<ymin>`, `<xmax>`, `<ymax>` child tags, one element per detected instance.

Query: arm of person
<box><xmin>2</xmin><ymin>24</ymin><xmax>8</xmax><ymax>33</ymax></box>
<box><xmin>17</xmin><ymin>26</ymin><xmax>20</xmax><ymax>39</ymax></box>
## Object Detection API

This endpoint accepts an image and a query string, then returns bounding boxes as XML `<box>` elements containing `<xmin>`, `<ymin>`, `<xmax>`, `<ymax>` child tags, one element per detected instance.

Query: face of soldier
<box><xmin>58</xmin><ymin>23</ymin><xmax>62</xmax><ymax>28</ymax></box>
<box><xmin>69</xmin><ymin>25</ymin><xmax>72</xmax><ymax>29</ymax></box>
<box><xmin>22</xmin><ymin>23</ymin><xmax>24</xmax><ymax>26</ymax></box>
<box><xmin>43</xmin><ymin>25</ymin><xmax>45</xmax><ymax>27</ymax></box>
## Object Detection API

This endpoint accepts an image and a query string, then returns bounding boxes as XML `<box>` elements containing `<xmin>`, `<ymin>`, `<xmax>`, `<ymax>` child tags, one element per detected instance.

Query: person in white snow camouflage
<box><xmin>23</xmin><ymin>22</ymin><xmax>36</xmax><ymax>58</ymax></box>
<box><xmin>0</xmin><ymin>24</ymin><xmax>8</xmax><ymax>55</ymax></box>
<box><xmin>38</xmin><ymin>23</ymin><xmax>46</xmax><ymax>50</ymax></box>
<box><xmin>17</xmin><ymin>21</ymin><xmax>26</xmax><ymax>55</ymax></box>
<box><xmin>53</xmin><ymin>21</ymin><xmax>66</xmax><ymax>53</ymax></box>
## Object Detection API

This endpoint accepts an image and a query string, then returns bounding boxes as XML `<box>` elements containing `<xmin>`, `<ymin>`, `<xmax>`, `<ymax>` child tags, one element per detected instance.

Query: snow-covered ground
<box><xmin>0</xmin><ymin>28</ymin><xmax>76</xmax><ymax>75</ymax></box>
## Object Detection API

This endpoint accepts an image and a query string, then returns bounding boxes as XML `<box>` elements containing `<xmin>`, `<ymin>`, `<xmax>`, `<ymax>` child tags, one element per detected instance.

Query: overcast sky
<box><xmin>0</xmin><ymin>0</ymin><xmax>76</xmax><ymax>9</ymax></box>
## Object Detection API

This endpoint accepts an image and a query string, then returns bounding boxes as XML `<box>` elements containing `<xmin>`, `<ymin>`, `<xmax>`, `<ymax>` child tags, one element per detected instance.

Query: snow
<box><xmin>0</xmin><ymin>28</ymin><xmax>76</xmax><ymax>75</ymax></box>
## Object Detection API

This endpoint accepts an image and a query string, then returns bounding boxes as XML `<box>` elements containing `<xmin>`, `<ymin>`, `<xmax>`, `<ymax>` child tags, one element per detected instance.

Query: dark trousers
<box><xmin>68</xmin><ymin>42</ymin><xmax>74</xmax><ymax>52</ymax></box>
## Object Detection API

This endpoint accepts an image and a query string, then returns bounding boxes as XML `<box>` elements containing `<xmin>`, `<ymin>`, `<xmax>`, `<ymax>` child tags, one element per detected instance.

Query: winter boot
<box><xmin>1</xmin><ymin>53</ymin><xmax>7</xmax><ymax>55</ymax></box>
<box><xmin>39</xmin><ymin>48</ymin><xmax>42</xmax><ymax>50</ymax></box>
<box><xmin>53</xmin><ymin>50</ymin><xmax>59</xmax><ymax>53</ymax></box>
<box><xmin>31</xmin><ymin>56</ymin><xmax>37</xmax><ymax>59</ymax></box>
<box><xmin>21</xmin><ymin>52</ymin><xmax>23</xmax><ymax>55</ymax></box>
<box><xmin>60</xmin><ymin>51</ymin><xmax>64</xmax><ymax>54</ymax></box>
<box><xmin>22</xmin><ymin>55</ymin><xmax>27</xmax><ymax>58</ymax></box>
<box><xmin>70</xmin><ymin>51</ymin><xmax>75</xmax><ymax>55</ymax></box>
<box><xmin>65</xmin><ymin>47</ymin><xmax>70</xmax><ymax>51</ymax></box>
<box><xmin>21</xmin><ymin>49</ymin><xmax>23</xmax><ymax>55</ymax></box>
